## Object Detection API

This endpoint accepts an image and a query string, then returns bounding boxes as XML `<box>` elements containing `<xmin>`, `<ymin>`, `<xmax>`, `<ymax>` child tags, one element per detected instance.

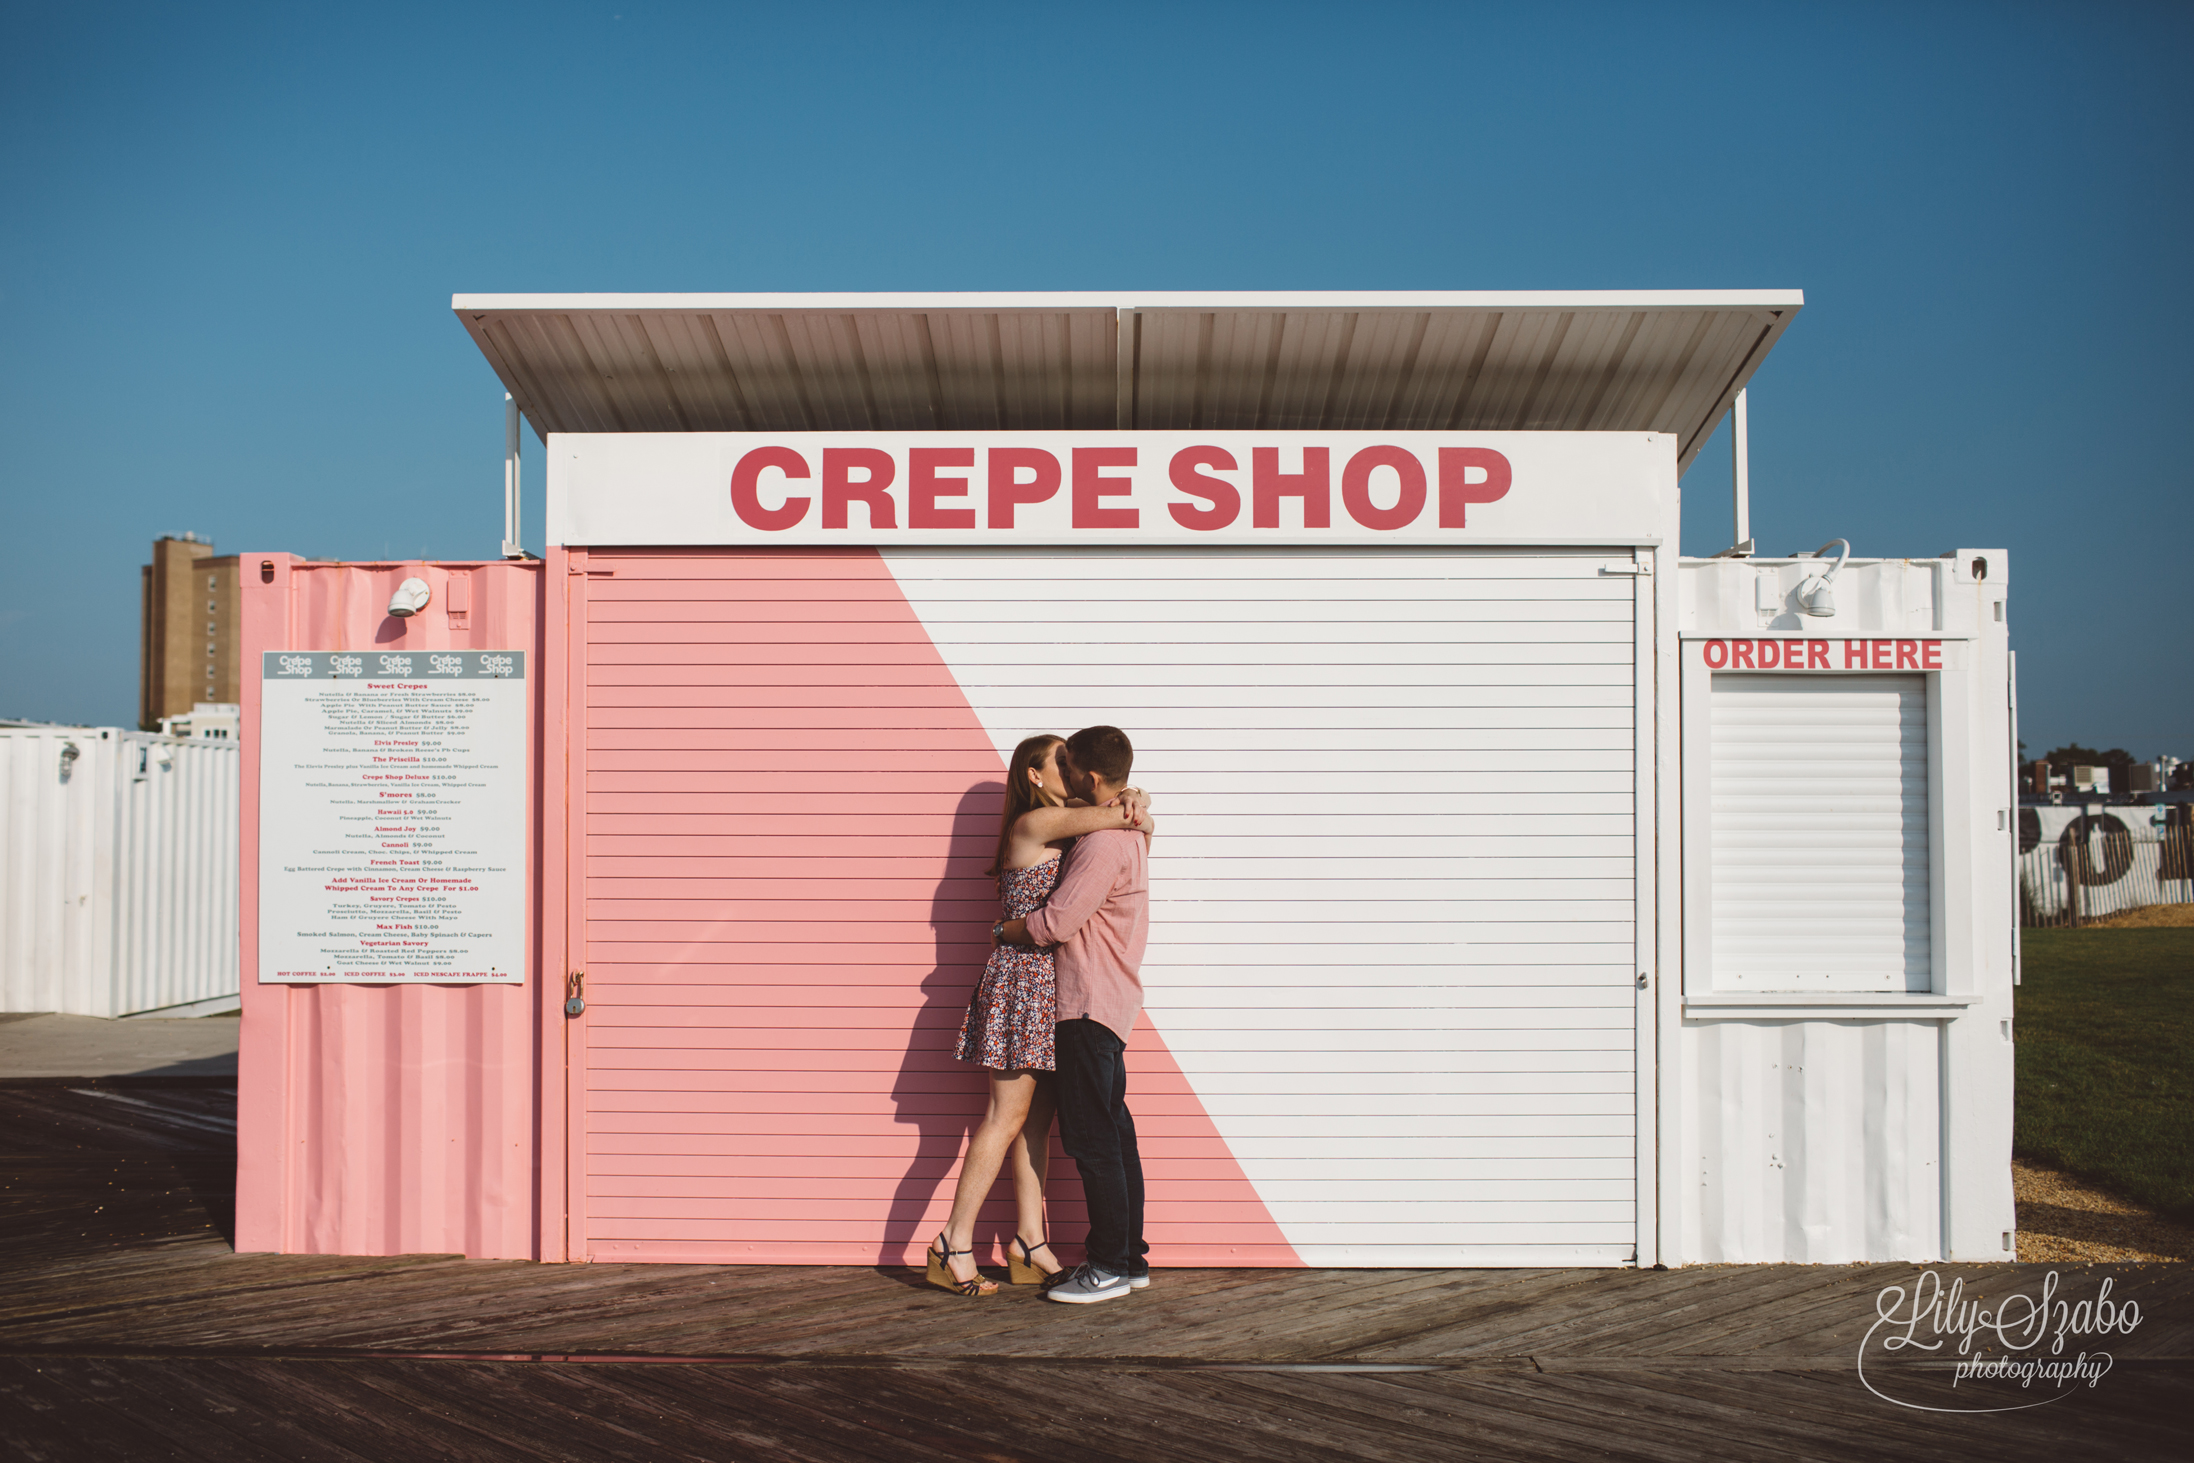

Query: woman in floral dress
<box><xmin>926</xmin><ymin>734</ymin><xmax>1152</xmax><ymax>1296</ymax></box>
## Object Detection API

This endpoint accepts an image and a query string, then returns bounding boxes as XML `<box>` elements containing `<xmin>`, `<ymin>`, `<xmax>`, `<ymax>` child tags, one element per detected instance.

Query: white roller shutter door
<box><xmin>886</xmin><ymin>546</ymin><xmax>1641</xmax><ymax>1266</ymax></box>
<box><xmin>1710</xmin><ymin>674</ymin><xmax>1931</xmax><ymax>992</ymax></box>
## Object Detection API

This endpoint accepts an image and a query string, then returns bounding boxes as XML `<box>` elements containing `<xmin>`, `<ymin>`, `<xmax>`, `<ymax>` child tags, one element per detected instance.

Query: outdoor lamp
<box><xmin>388</xmin><ymin>577</ymin><xmax>432</xmax><ymax>617</ymax></box>
<box><xmin>1793</xmin><ymin>539</ymin><xmax>1849</xmax><ymax>618</ymax></box>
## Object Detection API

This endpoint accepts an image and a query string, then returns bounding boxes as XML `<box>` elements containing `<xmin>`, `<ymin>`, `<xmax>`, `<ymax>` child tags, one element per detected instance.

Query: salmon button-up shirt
<box><xmin>1022</xmin><ymin>826</ymin><xmax>1149</xmax><ymax>1043</ymax></box>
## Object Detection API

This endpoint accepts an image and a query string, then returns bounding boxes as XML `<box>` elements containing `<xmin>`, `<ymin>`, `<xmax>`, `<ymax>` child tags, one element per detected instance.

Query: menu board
<box><xmin>258</xmin><ymin>651</ymin><xmax>527</xmax><ymax>983</ymax></box>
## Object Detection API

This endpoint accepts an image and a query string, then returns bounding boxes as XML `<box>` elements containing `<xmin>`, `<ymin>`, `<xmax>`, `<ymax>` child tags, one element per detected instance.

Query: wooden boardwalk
<box><xmin>3</xmin><ymin>1079</ymin><xmax>2189</xmax><ymax>1462</ymax></box>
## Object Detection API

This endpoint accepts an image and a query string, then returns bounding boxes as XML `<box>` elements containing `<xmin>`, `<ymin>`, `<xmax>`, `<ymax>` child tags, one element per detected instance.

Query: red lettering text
<box><xmin>987</xmin><ymin>448</ymin><xmax>1062</xmax><ymax>529</ymax></box>
<box><xmin>1704</xmin><ymin>639</ymin><xmax>1728</xmax><ymax>668</ymax></box>
<box><xmin>1253</xmin><ymin>447</ymin><xmax>1330</xmax><ymax>529</ymax></box>
<box><xmin>729</xmin><ymin>446</ymin><xmax>811</xmax><ymax>532</ymax></box>
<box><xmin>1845</xmin><ymin>640</ymin><xmax>1868</xmax><ymax>668</ymax></box>
<box><xmin>1808</xmin><ymin>639</ymin><xmax>1830</xmax><ymax>668</ymax></box>
<box><xmin>907</xmin><ymin>448</ymin><xmax>975</xmax><ymax>529</ymax></box>
<box><xmin>1072</xmin><ymin>447</ymin><xmax>1140</xmax><ymax>529</ymax></box>
<box><xmin>1437</xmin><ymin>448</ymin><xmax>1511</xmax><ymax>528</ymax></box>
<box><xmin>1872</xmin><ymin>639</ymin><xmax>1893</xmax><ymax>670</ymax></box>
<box><xmin>1733</xmin><ymin>639</ymin><xmax>1756</xmax><ymax>669</ymax></box>
<box><xmin>1895</xmin><ymin>639</ymin><xmax>1918</xmax><ymax>669</ymax></box>
<box><xmin>1167</xmin><ymin>446</ymin><xmax>1240</xmax><ymax>531</ymax></box>
<box><xmin>1757</xmin><ymin>639</ymin><xmax>1781</xmax><ymax>669</ymax></box>
<box><xmin>1340</xmin><ymin>446</ymin><xmax>1427</xmax><ymax>531</ymax></box>
<box><xmin>1921</xmin><ymin>640</ymin><xmax>1942</xmax><ymax>669</ymax></box>
<box><xmin>821</xmin><ymin>447</ymin><xmax>897</xmax><ymax>530</ymax></box>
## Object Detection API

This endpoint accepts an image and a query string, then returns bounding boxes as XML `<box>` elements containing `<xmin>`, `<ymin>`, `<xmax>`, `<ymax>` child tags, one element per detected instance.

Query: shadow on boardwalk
<box><xmin>2</xmin><ymin>1078</ymin><xmax>2190</xmax><ymax>1462</ymax></box>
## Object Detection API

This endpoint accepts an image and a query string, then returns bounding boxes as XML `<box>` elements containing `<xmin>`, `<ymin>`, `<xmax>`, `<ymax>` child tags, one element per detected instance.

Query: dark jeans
<box><xmin>1053</xmin><ymin>1017</ymin><xmax>1148</xmax><ymax>1276</ymax></box>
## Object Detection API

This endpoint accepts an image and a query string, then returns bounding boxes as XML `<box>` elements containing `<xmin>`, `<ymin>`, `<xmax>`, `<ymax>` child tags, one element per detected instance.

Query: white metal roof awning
<box><xmin>453</xmin><ymin>290</ymin><xmax>1801</xmax><ymax>470</ymax></box>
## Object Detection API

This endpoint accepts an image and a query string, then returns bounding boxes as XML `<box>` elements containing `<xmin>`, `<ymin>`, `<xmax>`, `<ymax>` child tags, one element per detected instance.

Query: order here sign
<box><xmin>545</xmin><ymin>431</ymin><xmax>1677</xmax><ymax>547</ymax></box>
<box><xmin>1687</xmin><ymin>637</ymin><xmax>1970</xmax><ymax>670</ymax></box>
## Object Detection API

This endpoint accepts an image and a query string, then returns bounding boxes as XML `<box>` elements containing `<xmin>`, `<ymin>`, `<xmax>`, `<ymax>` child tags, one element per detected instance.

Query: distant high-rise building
<box><xmin>141</xmin><ymin>534</ymin><xmax>240</xmax><ymax>730</ymax></box>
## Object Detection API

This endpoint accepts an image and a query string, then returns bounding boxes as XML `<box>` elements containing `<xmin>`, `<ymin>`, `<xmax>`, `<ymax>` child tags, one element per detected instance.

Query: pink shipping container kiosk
<box><xmin>236</xmin><ymin>291</ymin><xmax>2018</xmax><ymax>1269</ymax></box>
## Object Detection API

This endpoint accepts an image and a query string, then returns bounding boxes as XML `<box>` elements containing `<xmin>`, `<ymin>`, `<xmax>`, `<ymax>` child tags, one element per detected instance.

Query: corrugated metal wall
<box><xmin>234</xmin><ymin>558</ymin><xmax>545</xmax><ymax>1260</ymax></box>
<box><xmin>0</xmin><ymin>728</ymin><xmax>113</xmax><ymax>1014</ymax></box>
<box><xmin>112</xmin><ymin>732</ymin><xmax>240</xmax><ymax>1015</ymax></box>
<box><xmin>1</xmin><ymin>727</ymin><xmax>239</xmax><ymax>1017</ymax></box>
<box><xmin>1680</xmin><ymin>1018</ymin><xmax>1941</xmax><ymax>1263</ymax></box>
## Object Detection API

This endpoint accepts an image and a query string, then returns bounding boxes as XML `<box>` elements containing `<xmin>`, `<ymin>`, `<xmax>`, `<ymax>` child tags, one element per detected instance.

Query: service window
<box><xmin>1676</xmin><ymin>644</ymin><xmax>1957</xmax><ymax>1000</ymax></box>
<box><xmin>1705</xmin><ymin>675</ymin><xmax>1931</xmax><ymax>992</ymax></box>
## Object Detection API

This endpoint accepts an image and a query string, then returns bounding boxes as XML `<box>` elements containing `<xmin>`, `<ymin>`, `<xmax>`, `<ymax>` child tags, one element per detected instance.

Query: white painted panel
<box><xmin>1140</xmin><ymin>946</ymin><xmax>1631</xmax><ymax>967</ymax></box>
<box><xmin>1680</xmin><ymin>1018</ymin><xmax>1941</xmax><ymax>1263</ymax></box>
<box><xmin>1710</xmin><ymin>676</ymin><xmax>1931</xmax><ymax>993</ymax></box>
<box><xmin>552</xmin><ymin>431</ymin><xmax>1674</xmax><ymax>548</ymax></box>
<box><xmin>0</xmin><ymin>730</ymin><xmax>111</xmax><ymax>1014</ymax></box>
<box><xmin>885</xmin><ymin>545</ymin><xmax>1637</xmax><ymax>1266</ymax></box>
<box><xmin>111</xmin><ymin>732</ymin><xmax>241</xmax><ymax>1016</ymax></box>
<box><xmin>1291</xmin><ymin>1245</ymin><xmax>1635</xmax><ymax>1266</ymax></box>
<box><xmin>1156</xmin><ymin>875</ymin><xmax>1640</xmax><ymax>897</ymax></box>
<box><xmin>1</xmin><ymin>729</ymin><xmax>239</xmax><ymax>1017</ymax></box>
<box><xmin>617</xmin><ymin>550</ymin><xmax>1637</xmax><ymax>580</ymax></box>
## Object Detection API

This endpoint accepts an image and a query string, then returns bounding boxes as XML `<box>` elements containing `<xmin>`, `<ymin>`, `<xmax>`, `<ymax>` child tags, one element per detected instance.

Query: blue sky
<box><xmin>2</xmin><ymin>1</ymin><xmax>2186</xmax><ymax>756</ymax></box>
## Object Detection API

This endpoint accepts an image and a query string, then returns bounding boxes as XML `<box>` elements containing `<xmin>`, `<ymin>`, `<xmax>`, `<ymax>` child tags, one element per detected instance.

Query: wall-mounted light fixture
<box><xmin>59</xmin><ymin>740</ymin><xmax>80</xmax><ymax>782</ymax></box>
<box><xmin>388</xmin><ymin>577</ymin><xmax>432</xmax><ymax>618</ymax></box>
<box><xmin>1793</xmin><ymin>539</ymin><xmax>1850</xmax><ymax>618</ymax></box>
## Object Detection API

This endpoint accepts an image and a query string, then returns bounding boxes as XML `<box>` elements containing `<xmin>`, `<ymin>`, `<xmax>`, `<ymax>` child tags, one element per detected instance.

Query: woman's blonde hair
<box><xmin>987</xmin><ymin>733</ymin><xmax>1065</xmax><ymax>879</ymax></box>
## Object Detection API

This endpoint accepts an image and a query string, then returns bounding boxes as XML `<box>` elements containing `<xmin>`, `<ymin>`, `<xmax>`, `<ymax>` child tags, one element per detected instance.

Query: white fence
<box><xmin>2018</xmin><ymin>803</ymin><xmax>2194</xmax><ymax>924</ymax></box>
<box><xmin>0</xmin><ymin>727</ymin><xmax>240</xmax><ymax>1016</ymax></box>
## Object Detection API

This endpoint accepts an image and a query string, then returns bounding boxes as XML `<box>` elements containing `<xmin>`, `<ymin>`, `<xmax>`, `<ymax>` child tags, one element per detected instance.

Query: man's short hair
<box><xmin>1064</xmin><ymin>725</ymin><xmax>1134</xmax><ymax>785</ymax></box>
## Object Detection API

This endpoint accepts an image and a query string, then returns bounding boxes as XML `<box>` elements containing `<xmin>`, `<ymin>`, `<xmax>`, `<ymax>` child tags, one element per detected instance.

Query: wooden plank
<box><xmin>8</xmin><ymin>1083</ymin><xmax>2193</xmax><ymax>1462</ymax></box>
<box><xmin>1159</xmin><ymin>1370</ymin><xmax>1702</xmax><ymax>1463</ymax></box>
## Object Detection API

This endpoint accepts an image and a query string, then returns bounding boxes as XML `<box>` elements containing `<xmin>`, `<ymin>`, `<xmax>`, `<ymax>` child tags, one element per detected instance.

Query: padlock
<box><xmin>564</xmin><ymin>971</ymin><xmax>585</xmax><ymax>1017</ymax></box>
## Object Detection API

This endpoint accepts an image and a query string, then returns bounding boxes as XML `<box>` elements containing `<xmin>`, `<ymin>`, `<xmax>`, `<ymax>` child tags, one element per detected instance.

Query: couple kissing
<box><xmin>929</xmin><ymin>724</ymin><xmax>1152</xmax><ymax>1306</ymax></box>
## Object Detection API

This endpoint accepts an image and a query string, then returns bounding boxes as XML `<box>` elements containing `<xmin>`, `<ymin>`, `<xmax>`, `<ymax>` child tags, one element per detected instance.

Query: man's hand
<box><xmin>994</xmin><ymin>917</ymin><xmax>1032</xmax><ymax>948</ymax></box>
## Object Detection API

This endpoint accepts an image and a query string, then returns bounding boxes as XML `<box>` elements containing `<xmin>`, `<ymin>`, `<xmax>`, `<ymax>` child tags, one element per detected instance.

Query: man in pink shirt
<box><xmin>992</xmin><ymin>724</ymin><xmax>1150</xmax><ymax>1305</ymax></box>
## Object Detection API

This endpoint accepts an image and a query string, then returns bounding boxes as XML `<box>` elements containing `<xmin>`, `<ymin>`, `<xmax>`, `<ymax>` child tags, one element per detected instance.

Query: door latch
<box><xmin>565</xmin><ymin>971</ymin><xmax>586</xmax><ymax>1017</ymax></box>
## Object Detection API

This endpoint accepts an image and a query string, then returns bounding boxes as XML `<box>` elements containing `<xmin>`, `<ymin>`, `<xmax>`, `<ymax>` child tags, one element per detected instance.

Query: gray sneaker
<box><xmin>1044</xmin><ymin>1263</ymin><xmax>1133</xmax><ymax>1304</ymax></box>
<box><xmin>1126</xmin><ymin>1268</ymin><xmax>1151</xmax><ymax>1291</ymax></box>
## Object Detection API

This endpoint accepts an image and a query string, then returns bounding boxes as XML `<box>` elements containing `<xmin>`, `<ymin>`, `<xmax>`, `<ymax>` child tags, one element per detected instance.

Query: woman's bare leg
<box><xmin>1009</xmin><ymin>1076</ymin><xmax>1061</xmax><ymax>1273</ymax></box>
<box><xmin>941</xmin><ymin>1071</ymin><xmax>1038</xmax><ymax>1283</ymax></box>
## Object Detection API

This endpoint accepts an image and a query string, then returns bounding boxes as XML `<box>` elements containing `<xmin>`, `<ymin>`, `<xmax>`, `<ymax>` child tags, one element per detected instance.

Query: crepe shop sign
<box><xmin>545</xmin><ymin>432</ymin><xmax>1676</xmax><ymax>547</ymax></box>
<box><xmin>728</xmin><ymin>444</ymin><xmax>1508</xmax><ymax>533</ymax></box>
<box><xmin>1703</xmin><ymin>638</ymin><xmax>1946</xmax><ymax>671</ymax></box>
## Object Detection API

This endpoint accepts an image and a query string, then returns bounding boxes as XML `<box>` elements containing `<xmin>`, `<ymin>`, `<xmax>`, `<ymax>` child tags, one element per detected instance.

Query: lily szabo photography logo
<box><xmin>1860</xmin><ymin>1269</ymin><xmax>2143</xmax><ymax>1412</ymax></box>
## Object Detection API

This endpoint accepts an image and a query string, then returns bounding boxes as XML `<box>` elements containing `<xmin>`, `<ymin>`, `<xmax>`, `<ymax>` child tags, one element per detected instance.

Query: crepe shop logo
<box><xmin>1704</xmin><ymin>638</ymin><xmax>1943</xmax><ymax>670</ymax></box>
<box><xmin>728</xmin><ymin>445</ymin><xmax>1511</xmax><ymax>533</ymax></box>
<box><xmin>1858</xmin><ymin>1270</ymin><xmax>2141</xmax><ymax>1413</ymax></box>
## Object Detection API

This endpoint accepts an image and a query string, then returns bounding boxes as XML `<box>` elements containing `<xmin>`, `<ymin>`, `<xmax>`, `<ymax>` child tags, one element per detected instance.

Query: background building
<box><xmin>140</xmin><ymin>534</ymin><xmax>239</xmax><ymax>730</ymax></box>
<box><xmin>158</xmin><ymin>703</ymin><xmax>240</xmax><ymax>741</ymax></box>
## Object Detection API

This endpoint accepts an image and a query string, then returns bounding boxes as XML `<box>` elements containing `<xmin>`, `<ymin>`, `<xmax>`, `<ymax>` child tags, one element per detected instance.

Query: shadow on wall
<box><xmin>881</xmin><ymin>780</ymin><xmax>1085</xmax><ymax>1269</ymax></box>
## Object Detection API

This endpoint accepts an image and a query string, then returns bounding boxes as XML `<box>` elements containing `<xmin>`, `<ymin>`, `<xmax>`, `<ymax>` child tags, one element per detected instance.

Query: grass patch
<box><xmin>2016</xmin><ymin>928</ymin><xmax>2194</xmax><ymax>1220</ymax></box>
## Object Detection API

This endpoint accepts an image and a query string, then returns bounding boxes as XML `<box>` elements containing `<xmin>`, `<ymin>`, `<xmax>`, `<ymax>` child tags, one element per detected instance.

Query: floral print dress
<box><xmin>954</xmin><ymin>859</ymin><xmax>1060</xmax><ymax>1071</ymax></box>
